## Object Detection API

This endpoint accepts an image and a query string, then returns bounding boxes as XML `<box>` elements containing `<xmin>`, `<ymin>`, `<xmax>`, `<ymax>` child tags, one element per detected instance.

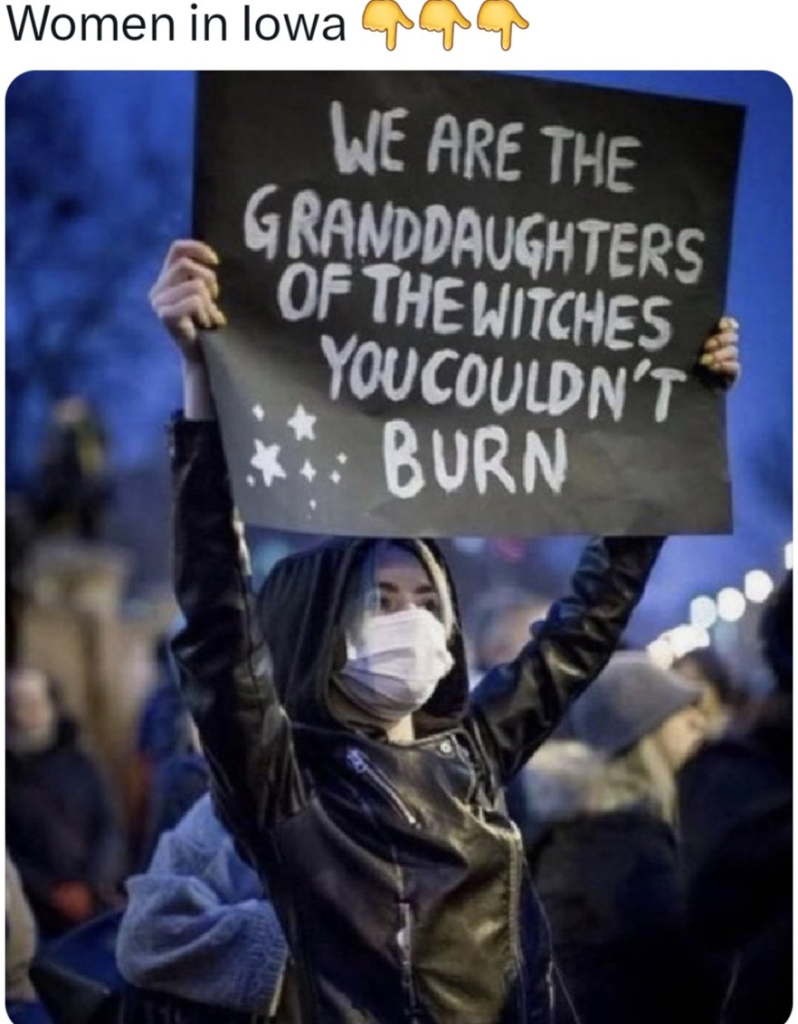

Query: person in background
<box><xmin>511</xmin><ymin>651</ymin><xmax>717</xmax><ymax>1024</ymax></box>
<box><xmin>5</xmin><ymin>850</ymin><xmax>50</xmax><ymax>1024</ymax></box>
<box><xmin>128</xmin><ymin>628</ymin><xmax>210</xmax><ymax>870</ymax></box>
<box><xmin>31</xmin><ymin>396</ymin><xmax>113</xmax><ymax>542</ymax></box>
<box><xmin>117</xmin><ymin>793</ymin><xmax>292</xmax><ymax>1024</ymax></box>
<box><xmin>6</xmin><ymin>497</ymin><xmax>37</xmax><ymax>669</ymax></box>
<box><xmin>678</xmin><ymin>572</ymin><xmax>792</xmax><ymax>1024</ymax></box>
<box><xmin>6</xmin><ymin>667</ymin><xmax>125</xmax><ymax>938</ymax></box>
<box><xmin>136</xmin><ymin>726</ymin><xmax>209</xmax><ymax>873</ymax></box>
<box><xmin>672</xmin><ymin>647</ymin><xmax>746</xmax><ymax>736</ymax></box>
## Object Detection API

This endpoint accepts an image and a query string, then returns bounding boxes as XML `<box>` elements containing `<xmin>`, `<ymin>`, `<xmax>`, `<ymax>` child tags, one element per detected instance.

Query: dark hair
<box><xmin>672</xmin><ymin>647</ymin><xmax>741</xmax><ymax>707</ymax></box>
<box><xmin>759</xmin><ymin>571</ymin><xmax>792</xmax><ymax>691</ymax></box>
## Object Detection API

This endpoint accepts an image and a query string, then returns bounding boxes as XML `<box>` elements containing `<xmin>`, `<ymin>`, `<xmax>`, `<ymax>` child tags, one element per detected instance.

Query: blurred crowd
<box><xmin>5</xmin><ymin>400</ymin><xmax>792</xmax><ymax>1024</ymax></box>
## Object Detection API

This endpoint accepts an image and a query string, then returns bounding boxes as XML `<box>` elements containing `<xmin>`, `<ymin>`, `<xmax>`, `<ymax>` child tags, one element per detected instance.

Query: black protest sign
<box><xmin>194</xmin><ymin>71</ymin><xmax>743</xmax><ymax>537</ymax></box>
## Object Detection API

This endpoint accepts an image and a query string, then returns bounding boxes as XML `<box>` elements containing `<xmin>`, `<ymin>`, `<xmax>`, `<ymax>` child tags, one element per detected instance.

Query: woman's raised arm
<box><xmin>153</xmin><ymin>240</ymin><xmax>305</xmax><ymax>853</ymax></box>
<box><xmin>469</xmin><ymin>318</ymin><xmax>740</xmax><ymax>784</ymax></box>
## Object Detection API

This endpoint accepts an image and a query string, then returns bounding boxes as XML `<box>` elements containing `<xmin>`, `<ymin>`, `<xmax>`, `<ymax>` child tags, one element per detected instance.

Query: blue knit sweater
<box><xmin>116</xmin><ymin>794</ymin><xmax>287</xmax><ymax>1014</ymax></box>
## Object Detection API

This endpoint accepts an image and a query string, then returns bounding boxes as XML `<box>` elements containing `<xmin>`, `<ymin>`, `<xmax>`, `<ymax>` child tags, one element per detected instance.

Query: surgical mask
<box><xmin>339</xmin><ymin>607</ymin><xmax>454</xmax><ymax>723</ymax></box>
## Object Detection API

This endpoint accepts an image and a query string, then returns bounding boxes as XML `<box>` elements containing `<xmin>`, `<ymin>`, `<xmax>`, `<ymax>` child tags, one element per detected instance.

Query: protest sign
<box><xmin>194</xmin><ymin>70</ymin><xmax>743</xmax><ymax>536</ymax></box>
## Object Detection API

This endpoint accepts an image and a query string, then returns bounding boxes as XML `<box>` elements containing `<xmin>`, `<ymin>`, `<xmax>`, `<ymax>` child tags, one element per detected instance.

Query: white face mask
<box><xmin>339</xmin><ymin>607</ymin><xmax>455</xmax><ymax>723</ymax></box>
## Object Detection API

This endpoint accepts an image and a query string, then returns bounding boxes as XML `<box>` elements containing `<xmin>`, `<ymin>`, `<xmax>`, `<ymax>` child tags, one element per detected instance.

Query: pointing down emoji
<box><xmin>419</xmin><ymin>0</ymin><xmax>471</xmax><ymax>50</ymax></box>
<box><xmin>362</xmin><ymin>0</ymin><xmax>414</xmax><ymax>50</ymax></box>
<box><xmin>477</xmin><ymin>0</ymin><xmax>529</xmax><ymax>50</ymax></box>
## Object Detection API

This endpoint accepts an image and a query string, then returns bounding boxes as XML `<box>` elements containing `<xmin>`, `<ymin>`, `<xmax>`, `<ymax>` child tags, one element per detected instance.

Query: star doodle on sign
<box><xmin>246</xmin><ymin>475</ymin><xmax>256</xmax><ymax>487</ymax></box>
<box><xmin>300</xmin><ymin>460</ymin><xmax>317</xmax><ymax>483</ymax></box>
<box><xmin>337</xmin><ymin>453</ymin><xmax>348</xmax><ymax>465</ymax></box>
<box><xmin>330</xmin><ymin>470</ymin><xmax>342</xmax><ymax>485</ymax></box>
<box><xmin>252</xmin><ymin>404</ymin><xmax>265</xmax><ymax>421</ymax></box>
<box><xmin>287</xmin><ymin>404</ymin><xmax>317</xmax><ymax>441</ymax></box>
<box><xmin>250</xmin><ymin>439</ymin><xmax>286</xmax><ymax>488</ymax></box>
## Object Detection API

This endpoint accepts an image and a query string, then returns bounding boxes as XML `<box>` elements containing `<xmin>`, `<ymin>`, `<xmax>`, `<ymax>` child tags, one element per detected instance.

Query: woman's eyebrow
<box><xmin>376</xmin><ymin>581</ymin><xmax>436</xmax><ymax>595</ymax></box>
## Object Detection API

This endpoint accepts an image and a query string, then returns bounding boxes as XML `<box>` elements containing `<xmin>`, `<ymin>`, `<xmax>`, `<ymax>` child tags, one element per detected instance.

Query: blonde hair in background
<box><xmin>526</xmin><ymin>735</ymin><xmax>680</xmax><ymax>828</ymax></box>
<box><xmin>593</xmin><ymin>736</ymin><xmax>679</xmax><ymax>826</ymax></box>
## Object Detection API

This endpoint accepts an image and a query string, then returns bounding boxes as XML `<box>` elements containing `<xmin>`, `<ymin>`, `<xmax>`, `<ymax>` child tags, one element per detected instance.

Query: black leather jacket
<box><xmin>170</xmin><ymin>417</ymin><xmax>663</xmax><ymax>1024</ymax></box>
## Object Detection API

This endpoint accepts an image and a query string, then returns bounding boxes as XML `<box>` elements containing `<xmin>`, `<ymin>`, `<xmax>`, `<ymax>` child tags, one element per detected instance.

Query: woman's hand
<box><xmin>149</xmin><ymin>239</ymin><xmax>226</xmax><ymax>364</ymax></box>
<box><xmin>699</xmin><ymin>316</ymin><xmax>740</xmax><ymax>386</ymax></box>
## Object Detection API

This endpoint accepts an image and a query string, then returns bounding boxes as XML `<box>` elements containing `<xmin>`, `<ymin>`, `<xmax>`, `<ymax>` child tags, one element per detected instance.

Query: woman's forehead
<box><xmin>373</xmin><ymin>543</ymin><xmax>433</xmax><ymax>586</ymax></box>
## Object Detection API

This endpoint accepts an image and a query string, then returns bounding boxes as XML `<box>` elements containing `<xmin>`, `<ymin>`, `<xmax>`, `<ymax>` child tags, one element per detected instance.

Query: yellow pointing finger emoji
<box><xmin>362</xmin><ymin>0</ymin><xmax>414</xmax><ymax>50</ymax></box>
<box><xmin>477</xmin><ymin>0</ymin><xmax>529</xmax><ymax>50</ymax></box>
<box><xmin>419</xmin><ymin>0</ymin><xmax>471</xmax><ymax>51</ymax></box>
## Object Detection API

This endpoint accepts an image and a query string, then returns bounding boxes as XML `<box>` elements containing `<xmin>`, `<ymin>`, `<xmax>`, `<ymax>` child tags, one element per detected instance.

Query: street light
<box><xmin>744</xmin><ymin>570</ymin><xmax>774</xmax><ymax>604</ymax></box>
<box><xmin>689</xmin><ymin>595</ymin><xmax>718</xmax><ymax>629</ymax></box>
<box><xmin>716</xmin><ymin>587</ymin><xmax>746</xmax><ymax>623</ymax></box>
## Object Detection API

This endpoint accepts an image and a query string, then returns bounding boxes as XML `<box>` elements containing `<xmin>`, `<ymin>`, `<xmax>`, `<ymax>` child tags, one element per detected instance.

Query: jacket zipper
<box><xmin>345</xmin><ymin>747</ymin><xmax>420</xmax><ymax>828</ymax></box>
<box><xmin>344</xmin><ymin>749</ymin><xmax>422</xmax><ymax>1022</ymax></box>
<box><xmin>397</xmin><ymin>898</ymin><xmax>422</xmax><ymax>1024</ymax></box>
<box><xmin>507</xmin><ymin>820</ymin><xmax>529</xmax><ymax>1023</ymax></box>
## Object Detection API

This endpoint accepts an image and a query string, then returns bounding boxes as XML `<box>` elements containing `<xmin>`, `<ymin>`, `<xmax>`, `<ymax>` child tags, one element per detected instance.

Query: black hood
<box><xmin>256</xmin><ymin>536</ymin><xmax>470</xmax><ymax>737</ymax></box>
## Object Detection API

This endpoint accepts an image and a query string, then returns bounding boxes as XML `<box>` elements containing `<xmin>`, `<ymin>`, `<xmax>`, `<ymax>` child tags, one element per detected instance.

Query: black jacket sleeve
<box><xmin>169</xmin><ymin>417</ymin><xmax>303</xmax><ymax>846</ymax></box>
<box><xmin>468</xmin><ymin>535</ymin><xmax>663</xmax><ymax>785</ymax></box>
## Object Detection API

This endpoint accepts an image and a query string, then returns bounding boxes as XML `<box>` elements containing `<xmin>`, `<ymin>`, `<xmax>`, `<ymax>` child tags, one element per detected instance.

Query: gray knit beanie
<box><xmin>565</xmin><ymin>651</ymin><xmax>702</xmax><ymax>757</ymax></box>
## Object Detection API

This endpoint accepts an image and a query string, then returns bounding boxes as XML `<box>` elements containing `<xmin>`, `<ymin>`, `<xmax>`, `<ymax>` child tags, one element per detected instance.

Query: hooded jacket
<box><xmin>6</xmin><ymin>715</ymin><xmax>125</xmax><ymax>936</ymax></box>
<box><xmin>678</xmin><ymin>694</ymin><xmax>792</xmax><ymax>1024</ymax></box>
<box><xmin>511</xmin><ymin>741</ymin><xmax>717</xmax><ymax>1024</ymax></box>
<box><xmin>169</xmin><ymin>418</ymin><xmax>662</xmax><ymax>1024</ymax></box>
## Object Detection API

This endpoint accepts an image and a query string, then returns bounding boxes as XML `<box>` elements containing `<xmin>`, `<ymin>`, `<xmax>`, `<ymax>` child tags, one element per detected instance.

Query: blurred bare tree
<box><xmin>6</xmin><ymin>71</ymin><xmax>192</xmax><ymax>490</ymax></box>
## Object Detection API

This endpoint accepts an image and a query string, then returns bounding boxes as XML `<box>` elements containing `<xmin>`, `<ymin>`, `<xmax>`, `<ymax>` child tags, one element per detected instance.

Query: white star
<box><xmin>300</xmin><ymin>460</ymin><xmax>317</xmax><ymax>483</ymax></box>
<box><xmin>246</xmin><ymin>475</ymin><xmax>256</xmax><ymax>487</ymax></box>
<box><xmin>337</xmin><ymin>453</ymin><xmax>348</xmax><ymax>465</ymax></box>
<box><xmin>309</xmin><ymin>499</ymin><xmax>317</xmax><ymax>510</ymax></box>
<box><xmin>250</xmin><ymin>439</ymin><xmax>286</xmax><ymax>488</ymax></box>
<box><xmin>330</xmin><ymin>470</ymin><xmax>341</xmax><ymax>485</ymax></box>
<box><xmin>287</xmin><ymin>404</ymin><xmax>316</xmax><ymax>441</ymax></box>
<box><xmin>252</xmin><ymin>404</ymin><xmax>265</xmax><ymax>421</ymax></box>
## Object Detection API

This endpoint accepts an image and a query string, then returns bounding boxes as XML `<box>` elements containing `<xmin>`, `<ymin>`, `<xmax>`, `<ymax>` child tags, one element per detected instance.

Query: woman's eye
<box><xmin>379</xmin><ymin>594</ymin><xmax>393</xmax><ymax>613</ymax></box>
<box><xmin>422</xmin><ymin>599</ymin><xmax>441</xmax><ymax>616</ymax></box>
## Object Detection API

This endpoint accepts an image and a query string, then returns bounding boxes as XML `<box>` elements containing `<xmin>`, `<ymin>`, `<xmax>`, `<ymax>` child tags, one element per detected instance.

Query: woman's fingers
<box><xmin>703</xmin><ymin>329</ymin><xmax>738</xmax><ymax>353</ymax></box>
<box><xmin>158</xmin><ymin>296</ymin><xmax>226</xmax><ymax>334</ymax></box>
<box><xmin>700</xmin><ymin>341</ymin><xmax>739</xmax><ymax>363</ymax></box>
<box><xmin>150</xmin><ymin>246</ymin><xmax>226</xmax><ymax>349</ymax></box>
<box><xmin>165</xmin><ymin>238</ymin><xmax>219</xmax><ymax>270</ymax></box>
<box><xmin>698</xmin><ymin>315</ymin><xmax>740</xmax><ymax>379</ymax></box>
<box><xmin>154</xmin><ymin>281</ymin><xmax>214</xmax><ymax>328</ymax></box>
<box><xmin>155</xmin><ymin>255</ymin><xmax>220</xmax><ymax>297</ymax></box>
<box><xmin>176</xmin><ymin>315</ymin><xmax>197</xmax><ymax>344</ymax></box>
<box><xmin>154</xmin><ymin>277</ymin><xmax>215</xmax><ymax>312</ymax></box>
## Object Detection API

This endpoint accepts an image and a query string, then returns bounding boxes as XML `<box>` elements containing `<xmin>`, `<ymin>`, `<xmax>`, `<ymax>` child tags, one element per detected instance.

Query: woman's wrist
<box><xmin>182</xmin><ymin>358</ymin><xmax>217</xmax><ymax>421</ymax></box>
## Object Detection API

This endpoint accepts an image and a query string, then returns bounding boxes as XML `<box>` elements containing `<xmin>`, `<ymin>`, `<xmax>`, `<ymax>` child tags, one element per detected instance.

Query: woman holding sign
<box><xmin>152</xmin><ymin>238</ymin><xmax>739</xmax><ymax>1024</ymax></box>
